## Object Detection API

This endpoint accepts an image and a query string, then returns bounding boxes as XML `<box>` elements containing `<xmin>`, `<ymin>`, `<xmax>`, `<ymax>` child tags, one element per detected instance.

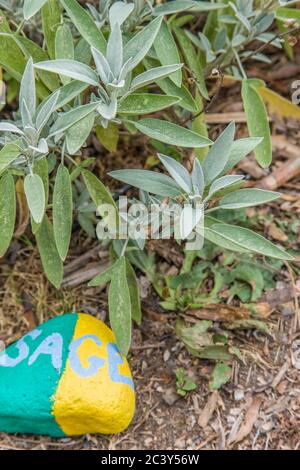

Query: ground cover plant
<box><xmin>1</xmin><ymin>0</ymin><xmax>300</xmax><ymax>399</ymax></box>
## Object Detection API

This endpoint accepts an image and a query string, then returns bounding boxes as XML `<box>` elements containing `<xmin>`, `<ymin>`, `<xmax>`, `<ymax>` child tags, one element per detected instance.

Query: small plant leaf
<box><xmin>96</xmin><ymin>122</ymin><xmax>119</xmax><ymax>152</ymax></box>
<box><xmin>124</xmin><ymin>16</ymin><xmax>163</xmax><ymax>71</ymax></box>
<box><xmin>134</xmin><ymin>118</ymin><xmax>212</xmax><ymax>148</ymax></box>
<box><xmin>66</xmin><ymin>112</ymin><xmax>95</xmax><ymax>155</ymax></box>
<box><xmin>0</xmin><ymin>143</ymin><xmax>21</xmax><ymax>175</ymax></box>
<box><xmin>210</xmin><ymin>363</ymin><xmax>232</xmax><ymax>390</ymax></box>
<box><xmin>154</xmin><ymin>21</ymin><xmax>182</xmax><ymax>87</ymax></box>
<box><xmin>0</xmin><ymin>172</ymin><xmax>16</xmax><ymax>257</ymax></box>
<box><xmin>118</xmin><ymin>94</ymin><xmax>180</xmax><ymax>115</ymax></box>
<box><xmin>203</xmin><ymin>121</ymin><xmax>236</xmax><ymax>183</ymax></box>
<box><xmin>53</xmin><ymin>165</ymin><xmax>73</xmax><ymax>261</ymax></box>
<box><xmin>126</xmin><ymin>260</ymin><xmax>142</xmax><ymax>326</ymax></box>
<box><xmin>109</xmin><ymin>169</ymin><xmax>182</xmax><ymax>198</ymax></box>
<box><xmin>23</xmin><ymin>0</ymin><xmax>48</xmax><ymax>20</ymax></box>
<box><xmin>242</xmin><ymin>79</ymin><xmax>272</xmax><ymax>168</ymax></box>
<box><xmin>60</xmin><ymin>0</ymin><xmax>106</xmax><ymax>53</ymax></box>
<box><xmin>109</xmin><ymin>257</ymin><xmax>132</xmax><ymax>356</ymax></box>
<box><xmin>35</xmin><ymin>215</ymin><xmax>63</xmax><ymax>288</ymax></box>
<box><xmin>24</xmin><ymin>173</ymin><xmax>45</xmax><ymax>224</ymax></box>
<box><xmin>218</xmin><ymin>189</ymin><xmax>281</xmax><ymax>210</ymax></box>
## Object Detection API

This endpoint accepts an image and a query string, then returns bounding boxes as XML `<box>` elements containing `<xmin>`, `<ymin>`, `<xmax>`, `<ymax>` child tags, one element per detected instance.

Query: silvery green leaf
<box><xmin>158</xmin><ymin>154</ymin><xmax>192</xmax><ymax>194</ymax></box>
<box><xmin>24</xmin><ymin>173</ymin><xmax>45</xmax><ymax>224</ymax></box>
<box><xmin>66</xmin><ymin>112</ymin><xmax>95</xmax><ymax>154</ymax></box>
<box><xmin>20</xmin><ymin>58</ymin><xmax>36</xmax><ymax>119</ymax></box>
<box><xmin>180</xmin><ymin>205</ymin><xmax>203</xmax><ymax>240</ymax></box>
<box><xmin>130</xmin><ymin>64</ymin><xmax>182</xmax><ymax>92</ymax></box>
<box><xmin>97</xmin><ymin>96</ymin><xmax>117</xmax><ymax>120</ymax></box>
<box><xmin>119</xmin><ymin>57</ymin><xmax>133</xmax><ymax>82</ymax></box>
<box><xmin>21</xmin><ymin>99</ymin><xmax>34</xmax><ymax>129</ymax></box>
<box><xmin>55</xmin><ymin>24</ymin><xmax>75</xmax><ymax>85</ymax></box>
<box><xmin>24</xmin><ymin>125</ymin><xmax>39</xmax><ymax>143</ymax></box>
<box><xmin>0</xmin><ymin>122</ymin><xmax>24</xmax><ymax>135</ymax></box>
<box><xmin>0</xmin><ymin>143</ymin><xmax>21</xmax><ymax>175</ymax></box>
<box><xmin>208</xmin><ymin>223</ymin><xmax>293</xmax><ymax>260</ymax></box>
<box><xmin>40</xmin><ymin>81</ymin><xmax>89</xmax><ymax>112</ymax></box>
<box><xmin>23</xmin><ymin>0</ymin><xmax>48</xmax><ymax>20</ymax></box>
<box><xmin>107</xmin><ymin>23</ymin><xmax>123</xmax><ymax>78</ymax></box>
<box><xmin>218</xmin><ymin>189</ymin><xmax>281</xmax><ymax>210</ymax></box>
<box><xmin>134</xmin><ymin>119</ymin><xmax>212</xmax><ymax>148</ymax></box>
<box><xmin>124</xmin><ymin>16</ymin><xmax>163</xmax><ymax>71</ymax></box>
<box><xmin>118</xmin><ymin>94</ymin><xmax>180</xmax><ymax>114</ymax></box>
<box><xmin>208</xmin><ymin>175</ymin><xmax>245</xmax><ymax>199</ymax></box>
<box><xmin>191</xmin><ymin>159</ymin><xmax>205</xmax><ymax>196</ymax></box>
<box><xmin>109</xmin><ymin>1</ymin><xmax>134</xmax><ymax>28</ymax></box>
<box><xmin>29</xmin><ymin>138</ymin><xmax>48</xmax><ymax>155</ymax></box>
<box><xmin>34</xmin><ymin>60</ymin><xmax>99</xmax><ymax>86</ymax></box>
<box><xmin>223</xmin><ymin>137</ymin><xmax>263</xmax><ymax>173</ymax></box>
<box><xmin>153</xmin><ymin>0</ymin><xmax>195</xmax><ymax>15</ymax></box>
<box><xmin>203</xmin><ymin>122</ymin><xmax>235</xmax><ymax>183</ymax></box>
<box><xmin>91</xmin><ymin>47</ymin><xmax>111</xmax><ymax>84</ymax></box>
<box><xmin>50</xmin><ymin>102</ymin><xmax>99</xmax><ymax>135</ymax></box>
<box><xmin>36</xmin><ymin>90</ymin><xmax>60</xmax><ymax>133</ymax></box>
<box><xmin>109</xmin><ymin>169</ymin><xmax>182</xmax><ymax>198</ymax></box>
<box><xmin>154</xmin><ymin>21</ymin><xmax>182</xmax><ymax>87</ymax></box>
<box><xmin>60</xmin><ymin>0</ymin><xmax>106</xmax><ymax>53</ymax></box>
<box><xmin>0</xmin><ymin>172</ymin><xmax>16</xmax><ymax>257</ymax></box>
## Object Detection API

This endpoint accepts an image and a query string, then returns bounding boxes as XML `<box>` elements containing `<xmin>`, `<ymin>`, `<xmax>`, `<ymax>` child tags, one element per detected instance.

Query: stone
<box><xmin>0</xmin><ymin>313</ymin><xmax>135</xmax><ymax>437</ymax></box>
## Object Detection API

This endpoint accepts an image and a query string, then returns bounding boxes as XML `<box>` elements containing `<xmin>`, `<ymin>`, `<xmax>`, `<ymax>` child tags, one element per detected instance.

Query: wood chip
<box><xmin>198</xmin><ymin>391</ymin><xmax>219</xmax><ymax>428</ymax></box>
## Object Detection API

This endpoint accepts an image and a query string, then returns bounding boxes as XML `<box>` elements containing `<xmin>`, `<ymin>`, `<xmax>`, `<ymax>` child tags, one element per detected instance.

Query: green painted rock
<box><xmin>0</xmin><ymin>313</ymin><xmax>135</xmax><ymax>436</ymax></box>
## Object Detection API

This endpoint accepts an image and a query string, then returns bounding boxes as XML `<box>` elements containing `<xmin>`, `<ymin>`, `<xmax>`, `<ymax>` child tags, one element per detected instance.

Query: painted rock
<box><xmin>0</xmin><ymin>313</ymin><xmax>135</xmax><ymax>437</ymax></box>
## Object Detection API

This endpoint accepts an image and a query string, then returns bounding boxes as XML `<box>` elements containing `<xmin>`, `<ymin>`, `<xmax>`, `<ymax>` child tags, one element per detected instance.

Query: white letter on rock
<box><xmin>28</xmin><ymin>333</ymin><xmax>63</xmax><ymax>373</ymax></box>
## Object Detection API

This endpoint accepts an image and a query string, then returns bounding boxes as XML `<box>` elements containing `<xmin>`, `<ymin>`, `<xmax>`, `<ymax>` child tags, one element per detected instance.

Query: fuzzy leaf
<box><xmin>134</xmin><ymin>118</ymin><xmax>212</xmax><ymax>148</ymax></box>
<box><xmin>53</xmin><ymin>165</ymin><xmax>73</xmax><ymax>261</ymax></box>
<box><xmin>109</xmin><ymin>257</ymin><xmax>132</xmax><ymax>356</ymax></box>
<box><xmin>36</xmin><ymin>215</ymin><xmax>63</xmax><ymax>288</ymax></box>
<box><xmin>242</xmin><ymin>79</ymin><xmax>272</xmax><ymax>168</ymax></box>
<box><xmin>0</xmin><ymin>172</ymin><xmax>16</xmax><ymax>257</ymax></box>
<box><xmin>24</xmin><ymin>173</ymin><xmax>45</xmax><ymax>224</ymax></box>
<box><xmin>154</xmin><ymin>21</ymin><xmax>182</xmax><ymax>87</ymax></box>
<box><xmin>60</xmin><ymin>0</ymin><xmax>106</xmax><ymax>53</ymax></box>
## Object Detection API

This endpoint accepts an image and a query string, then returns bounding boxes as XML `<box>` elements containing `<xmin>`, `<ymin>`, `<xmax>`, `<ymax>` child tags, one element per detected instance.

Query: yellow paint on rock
<box><xmin>52</xmin><ymin>314</ymin><xmax>135</xmax><ymax>435</ymax></box>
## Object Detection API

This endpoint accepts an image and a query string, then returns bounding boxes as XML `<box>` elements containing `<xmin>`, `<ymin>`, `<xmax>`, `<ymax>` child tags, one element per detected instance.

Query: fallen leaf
<box><xmin>258</xmin><ymin>86</ymin><xmax>300</xmax><ymax>121</ymax></box>
<box><xmin>230</xmin><ymin>397</ymin><xmax>262</xmax><ymax>444</ymax></box>
<box><xmin>268</xmin><ymin>222</ymin><xmax>288</xmax><ymax>242</ymax></box>
<box><xmin>198</xmin><ymin>391</ymin><xmax>219</xmax><ymax>428</ymax></box>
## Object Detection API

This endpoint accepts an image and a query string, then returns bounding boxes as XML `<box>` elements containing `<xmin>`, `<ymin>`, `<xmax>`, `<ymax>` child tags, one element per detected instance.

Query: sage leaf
<box><xmin>0</xmin><ymin>172</ymin><xmax>16</xmax><ymax>257</ymax></box>
<box><xmin>158</xmin><ymin>154</ymin><xmax>192</xmax><ymax>193</ymax></box>
<box><xmin>126</xmin><ymin>260</ymin><xmax>142</xmax><ymax>326</ymax></box>
<box><xmin>66</xmin><ymin>112</ymin><xmax>95</xmax><ymax>155</ymax></box>
<box><xmin>35</xmin><ymin>59</ymin><xmax>99</xmax><ymax>86</ymax></box>
<box><xmin>0</xmin><ymin>143</ymin><xmax>21</xmax><ymax>175</ymax></box>
<box><xmin>50</xmin><ymin>102</ymin><xmax>98</xmax><ymax>136</ymax></box>
<box><xmin>242</xmin><ymin>79</ymin><xmax>272</xmax><ymax>168</ymax></box>
<box><xmin>218</xmin><ymin>189</ymin><xmax>281</xmax><ymax>210</ymax></box>
<box><xmin>203</xmin><ymin>121</ymin><xmax>235</xmax><ymax>183</ymax></box>
<box><xmin>55</xmin><ymin>23</ymin><xmax>75</xmax><ymax>85</ymax></box>
<box><xmin>53</xmin><ymin>165</ymin><xmax>73</xmax><ymax>261</ymax></box>
<box><xmin>109</xmin><ymin>257</ymin><xmax>132</xmax><ymax>356</ymax></box>
<box><xmin>23</xmin><ymin>0</ymin><xmax>48</xmax><ymax>20</ymax></box>
<box><xmin>124</xmin><ymin>16</ymin><xmax>163</xmax><ymax>71</ymax></box>
<box><xmin>19</xmin><ymin>58</ymin><xmax>36</xmax><ymax>118</ymax></box>
<box><xmin>60</xmin><ymin>0</ymin><xmax>106</xmax><ymax>53</ymax></box>
<box><xmin>36</xmin><ymin>215</ymin><xmax>63</xmax><ymax>288</ymax></box>
<box><xmin>109</xmin><ymin>169</ymin><xmax>182</xmax><ymax>198</ymax></box>
<box><xmin>24</xmin><ymin>173</ymin><xmax>45</xmax><ymax>224</ymax></box>
<box><xmin>130</xmin><ymin>64</ymin><xmax>182</xmax><ymax>92</ymax></box>
<box><xmin>154</xmin><ymin>21</ymin><xmax>182</xmax><ymax>87</ymax></box>
<box><xmin>88</xmin><ymin>262</ymin><xmax>118</xmax><ymax>287</ymax></box>
<box><xmin>118</xmin><ymin>94</ymin><xmax>179</xmax><ymax>115</ymax></box>
<box><xmin>134</xmin><ymin>119</ymin><xmax>212</xmax><ymax>148</ymax></box>
<box><xmin>209</xmin><ymin>223</ymin><xmax>293</xmax><ymax>260</ymax></box>
<box><xmin>41</xmin><ymin>0</ymin><xmax>61</xmax><ymax>59</ymax></box>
